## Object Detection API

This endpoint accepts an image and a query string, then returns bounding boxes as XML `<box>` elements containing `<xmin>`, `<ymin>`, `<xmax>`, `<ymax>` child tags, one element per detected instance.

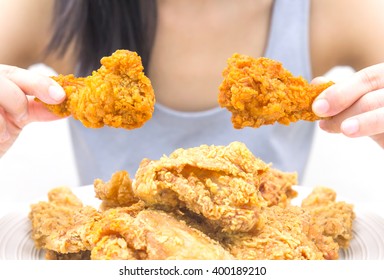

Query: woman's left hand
<box><xmin>312</xmin><ymin>63</ymin><xmax>384</xmax><ymax>148</ymax></box>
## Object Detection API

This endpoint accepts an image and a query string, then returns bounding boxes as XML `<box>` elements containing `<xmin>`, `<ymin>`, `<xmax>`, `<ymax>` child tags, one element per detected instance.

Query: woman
<box><xmin>0</xmin><ymin>0</ymin><xmax>383</xmax><ymax>184</ymax></box>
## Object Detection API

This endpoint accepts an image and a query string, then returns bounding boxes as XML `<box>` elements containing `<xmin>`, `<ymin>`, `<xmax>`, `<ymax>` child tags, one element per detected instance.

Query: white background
<box><xmin>0</xmin><ymin>65</ymin><xmax>383</xmax><ymax>215</ymax></box>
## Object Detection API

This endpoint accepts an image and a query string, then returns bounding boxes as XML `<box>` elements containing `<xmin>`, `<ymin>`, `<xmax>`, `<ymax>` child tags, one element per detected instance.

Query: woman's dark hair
<box><xmin>47</xmin><ymin>0</ymin><xmax>157</xmax><ymax>76</ymax></box>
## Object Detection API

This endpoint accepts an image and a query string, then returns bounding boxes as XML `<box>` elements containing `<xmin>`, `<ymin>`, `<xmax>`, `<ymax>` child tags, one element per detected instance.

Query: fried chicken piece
<box><xmin>30</xmin><ymin>189</ymin><xmax>138</xmax><ymax>259</ymax></box>
<box><xmin>30</xmin><ymin>187</ymin><xmax>231</xmax><ymax>260</ymax></box>
<box><xmin>301</xmin><ymin>187</ymin><xmax>355</xmax><ymax>252</ymax></box>
<box><xmin>30</xmin><ymin>192</ymin><xmax>148</xmax><ymax>257</ymax></box>
<box><xmin>40</xmin><ymin>49</ymin><xmax>155</xmax><ymax>129</ymax></box>
<box><xmin>94</xmin><ymin>170</ymin><xmax>139</xmax><ymax>210</ymax></box>
<box><xmin>223</xmin><ymin>205</ymin><xmax>325</xmax><ymax>260</ymax></box>
<box><xmin>45</xmin><ymin>186</ymin><xmax>84</xmax><ymax>207</ymax></box>
<box><xmin>133</xmin><ymin>142</ymin><xmax>269</xmax><ymax>233</ymax></box>
<box><xmin>259</xmin><ymin>168</ymin><xmax>298</xmax><ymax>207</ymax></box>
<box><xmin>91</xmin><ymin>235</ymin><xmax>138</xmax><ymax>260</ymax></box>
<box><xmin>29</xmin><ymin>187</ymin><xmax>102</xmax><ymax>254</ymax></box>
<box><xmin>218</xmin><ymin>53</ymin><xmax>334</xmax><ymax>128</ymax></box>
<box><xmin>89</xmin><ymin>209</ymin><xmax>234</xmax><ymax>260</ymax></box>
<box><xmin>221</xmin><ymin>187</ymin><xmax>354</xmax><ymax>260</ymax></box>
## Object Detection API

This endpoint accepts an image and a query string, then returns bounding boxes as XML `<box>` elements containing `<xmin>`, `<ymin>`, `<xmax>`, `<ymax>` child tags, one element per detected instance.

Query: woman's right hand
<box><xmin>0</xmin><ymin>64</ymin><xmax>66</xmax><ymax>157</ymax></box>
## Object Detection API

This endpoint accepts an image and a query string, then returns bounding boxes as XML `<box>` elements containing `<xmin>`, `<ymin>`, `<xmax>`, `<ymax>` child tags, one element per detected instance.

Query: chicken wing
<box><xmin>40</xmin><ymin>49</ymin><xmax>155</xmax><ymax>129</ymax></box>
<box><xmin>218</xmin><ymin>53</ymin><xmax>333</xmax><ymax>128</ymax></box>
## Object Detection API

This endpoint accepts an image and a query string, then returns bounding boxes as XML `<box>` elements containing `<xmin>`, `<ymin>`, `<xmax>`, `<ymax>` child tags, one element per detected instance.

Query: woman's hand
<box><xmin>0</xmin><ymin>64</ymin><xmax>66</xmax><ymax>157</ymax></box>
<box><xmin>312</xmin><ymin>64</ymin><xmax>384</xmax><ymax>148</ymax></box>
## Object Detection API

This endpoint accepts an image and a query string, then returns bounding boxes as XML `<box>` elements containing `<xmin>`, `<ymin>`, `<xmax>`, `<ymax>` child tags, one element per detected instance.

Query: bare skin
<box><xmin>0</xmin><ymin>0</ymin><xmax>384</xmax><ymax>156</ymax></box>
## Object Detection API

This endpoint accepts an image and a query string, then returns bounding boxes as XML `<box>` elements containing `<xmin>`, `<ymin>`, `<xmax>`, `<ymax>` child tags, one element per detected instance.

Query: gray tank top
<box><xmin>69</xmin><ymin>0</ymin><xmax>314</xmax><ymax>185</ymax></box>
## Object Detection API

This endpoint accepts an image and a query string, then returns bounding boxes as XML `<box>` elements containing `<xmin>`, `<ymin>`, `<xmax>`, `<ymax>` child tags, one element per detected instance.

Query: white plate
<box><xmin>0</xmin><ymin>186</ymin><xmax>383</xmax><ymax>260</ymax></box>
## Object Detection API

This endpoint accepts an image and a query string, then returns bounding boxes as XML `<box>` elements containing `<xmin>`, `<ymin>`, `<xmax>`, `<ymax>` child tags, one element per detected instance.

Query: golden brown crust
<box><xmin>94</xmin><ymin>170</ymin><xmax>139</xmax><ymax>210</ymax></box>
<box><xmin>133</xmin><ymin>142</ymin><xmax>269</xmax><ymax>233</ymax></box>
<box><xmin>29</xmin><ymin>142</ymin><xmax>356</xmax><ymax>260</ymax></box>
<box><xmin>224</xmin><ymin>206</ymin><xmax>325</xmax><ymax>260</ymax></box>
<box><xmin>218</xmin><ymin>54</ymin><xmax>334</xmax><ymax>128</ymax></box>
<box><xmin>41</xmin><ymin>49</ymin><xmax>155</xmax><ymax>129</ymax></box>
<box><xmin>302</xmin><ymin>187</ymin><xmax>355</xmax><ymax>251</ymax></box>
<box><xmin>259</xmin><ymin>168</ymin><xmax>298</xmax><ymax>207</ymax></box>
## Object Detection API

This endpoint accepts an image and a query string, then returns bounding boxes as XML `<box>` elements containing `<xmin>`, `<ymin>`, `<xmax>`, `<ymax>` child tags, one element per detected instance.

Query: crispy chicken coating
<box><xmin>29</xmin><ymin>142</ymin><xmax>356</xmax><ymax>260</ymax></box>
<box><xmin>222</xmin><ymin>186</ymin><xmax>355</xmax><ymax>261</ymax></box>
<box><xmin>259</xmin><ymin>168</ymin><xmax>298</xmax><ymax>207</ymax></box>
<box><xmin>29</xmin><ymin>187</ymin><xmax>102</xmax><ymax>254</ymax></box>
<box><xmin>29</xmin><ymin>188</ymin><xmax>233</xmax><ymax>260</ymax></box>
<box><xmin>218</xmin><ymin>53</ymin><xmax>334</xmax><ymax>128</ymax></box>
<box><xmin>94</xmin><ymin>170</ymin><xmax>139</xmax><ymax>210</ymax></box>
<box><xmin>301</xmin><ymin>186</ymin><xmax>355</xmax><ymax>258</ymax></box>
<box><xmin>223</xmin><ymin>205</ymin><xmax>325</xmax><ymax>260</ymax></box>
<box><xmin>133</xmin><ymin>142</ymin><xmax>269</xmax><ymax>233</ymax></box>
<box><xmin>89</xmin><ymin>209</ymin><xmax>234</xmax><ymax>260</ymax></box>
<box><xmin>40</xmin><ymin>49</ymin><xmax>155</xmax><ymax>129</ymax></box>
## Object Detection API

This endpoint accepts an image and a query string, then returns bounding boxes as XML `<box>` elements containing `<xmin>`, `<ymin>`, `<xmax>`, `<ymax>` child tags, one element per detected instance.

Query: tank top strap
<box><xmin>265</xmin><ymin>0</ymin><xmax>312</xmax><ymax>80</ymax></box>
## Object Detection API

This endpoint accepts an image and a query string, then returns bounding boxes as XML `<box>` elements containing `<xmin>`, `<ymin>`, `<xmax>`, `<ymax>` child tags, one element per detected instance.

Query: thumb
<box><xmin>0</xmin><ymin>65</ymin><xmax>65</xmax><ymax>104</ymax></box>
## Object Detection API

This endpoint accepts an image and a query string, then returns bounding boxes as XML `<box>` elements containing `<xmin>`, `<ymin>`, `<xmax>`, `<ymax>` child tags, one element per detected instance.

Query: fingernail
<box><xmin>48</xmin><ymin>85</ymin><xmax>66</xmax><ymax>101</ymax></box>
<box><xmin>312</xmin><ymin>99</ymin><xmax>330</xmax><ymax>116</ymax></box>
<box><xmin>341</xmin><ymin>119</ymin><xmax>359</xmax><ymax>136</ymax></box>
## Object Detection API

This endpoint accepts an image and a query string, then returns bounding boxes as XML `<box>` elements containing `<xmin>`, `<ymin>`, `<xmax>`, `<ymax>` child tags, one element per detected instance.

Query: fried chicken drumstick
<box><xmin>218</xmin><ymin>53</ymin><xmax>334</xmax><ymax>129</ymax></box>
<box><xmin>39</xmin><ymin>49</ymin><xmax>155</xmax><ymax>129</ymax></box>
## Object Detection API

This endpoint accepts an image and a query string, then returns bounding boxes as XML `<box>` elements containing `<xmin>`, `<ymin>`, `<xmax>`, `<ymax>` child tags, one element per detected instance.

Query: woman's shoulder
<box><xmin>0</xmin><ymin>0</ymin><xmax>55</xmax><ymax>67</ymax></box>
<box><xmin>310</xmin><ymin>0</ymin><xmax>384</xmax><ymax>74</ymax></box>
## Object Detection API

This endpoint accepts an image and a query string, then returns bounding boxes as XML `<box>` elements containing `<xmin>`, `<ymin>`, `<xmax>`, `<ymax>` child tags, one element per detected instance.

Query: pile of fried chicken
<box><xmin>29</xmin><ymin>142</ymin><xmax>355</xmax><ymax>260</ymax></box>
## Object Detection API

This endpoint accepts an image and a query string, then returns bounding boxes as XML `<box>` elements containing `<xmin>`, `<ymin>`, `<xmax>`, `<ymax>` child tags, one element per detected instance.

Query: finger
<box><xmin>312</xmin><ymin>63</ymin><xmax>384</xmax><ymax>117</ymax></box>
<box><xmin>318</xmin><ymin>88</ymin><xmax>384</xmax><ymax>134</ymax></box>
<box><xmin>0</xmin><ymin>75</ymin><xmax>29</xmax><ymax>122</ymax></box>
<box><xmin>340</xmin><ymin>108</ymin><xmax>384</xmax><ymax>137</ymax></box>
<box><xmin>0</xmin><ymin>64</ymin><xmax>65</xmax><ymax>104</ymax></box>
<box><xmin>0</xmin><ymin>78</ymin><xmax>64</xmax><ymax>128</ymax></box>
<box><xmin>27</xmin><ymin>97</ymin><xmax>64</xmax><ymax>123</ymax></box>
